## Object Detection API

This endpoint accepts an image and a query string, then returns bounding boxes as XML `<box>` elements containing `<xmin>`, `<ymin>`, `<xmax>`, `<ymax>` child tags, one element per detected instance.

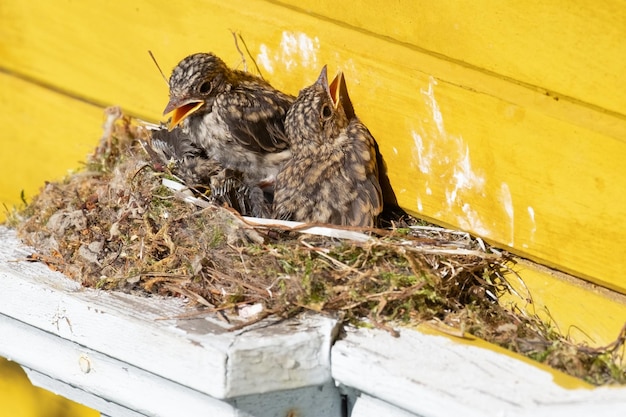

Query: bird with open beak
<box><xmin>273</xmin><ymin>66</ymin><xmax>383</xmax><ymax>227</ymax></box>
<box><xmin>162</xmin><ymin>53</ymin><xmax>294</xmax><ymax>202</ymax></box>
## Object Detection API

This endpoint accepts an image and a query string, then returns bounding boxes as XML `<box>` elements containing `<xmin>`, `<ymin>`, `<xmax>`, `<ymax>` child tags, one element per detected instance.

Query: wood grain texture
<box><xmin>0</xmin><ymin>1</ymin><xmax>624</xmax><ymax>293</ymax></box>
<box><xmin>501</xmin><ymin>260</ymin><xmax>626</xmax><ymax>348</ymax></box>
<box><xmin>333</xmin><ymin>326</ymin><xmax>626</xmax><ymax>417</ymax></box>
<box><xmin>277</xmin><ymin>0</ymin><xmax>626</xmax><ymax>117</ymax></box>
<box><xmin>0</xmin><ymin>72</ymin><xmax>103</xmax><ymax>214</ymax></box>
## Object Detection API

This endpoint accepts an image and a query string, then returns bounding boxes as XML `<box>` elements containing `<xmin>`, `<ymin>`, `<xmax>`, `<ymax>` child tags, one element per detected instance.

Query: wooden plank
<box><xmin>1</xmin><ymin>1</ymin><xmax>622</xmax><ymax>140</ymax></box>
<box><xmin>501</xmin><ymin>260</ymin><xmax>626</xmax><ymax>347</ymax></box>
<box><xmin>21</xmin><ymin>369</ymin><xmax>147</xmax><ymax>417</ymax></box>
<box><xmin>15</xmin><ymin>343</ymin><xmax>341</xmax><ymax>417</ymax></box>
<box><xmin>0</xmin><ymin>72</ymin><xmax>103</xmax><ymax>218</ymax></box>
<box><xmin>404</xmin><ymin>79</ymin><xmax>626</xmax><ymax>293</ymax></box>
<box><xmin>351</xmin><ymin>394</ymin><xmax>417</xmax><ymax>417</ymax></box>
<box><xmin>227</xmin><ymin>382</ymin><xmax>342</xmax><ymax>417</ymax></box>
<box><xmin>332</xmin><ymin>326</ymin><xmax>626</xmax><ymax>417</ymax></box>
<box><xmin>1</xmin><ymin>1</ymin><xmax>625</xmax><ymax>292</ymax></box>
<box><xmin>0</xmin><ymin>317</ymin><xmax>239</xmax><ymax>417</ymax></box>
<box><xmin>0</xmin><ymin>227</ymin><xmax>338</xmax><ymax>401</ymax></box>
<box><xmin>279</xmin><ymin>0</ymin><xmax>626</xmax><ymax>117</ymax></box>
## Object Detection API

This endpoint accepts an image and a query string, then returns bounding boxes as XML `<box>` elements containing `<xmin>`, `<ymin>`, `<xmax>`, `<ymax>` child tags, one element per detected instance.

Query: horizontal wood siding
<box><xmin>1</xmin><ymin>1</ymin><xmax>625</xmax><ymax>340</ymax></box>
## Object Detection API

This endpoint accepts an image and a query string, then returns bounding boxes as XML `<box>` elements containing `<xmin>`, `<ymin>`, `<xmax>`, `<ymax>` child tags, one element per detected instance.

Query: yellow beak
<box><xmin>163</xmin><ymin>99</ymin><xmax>204</xmax><ymax>131</ymax></box>
<box><xmin>329</xmin><ymin>71</ymin><xmax>355</xmax><ymax>119</ymax></box>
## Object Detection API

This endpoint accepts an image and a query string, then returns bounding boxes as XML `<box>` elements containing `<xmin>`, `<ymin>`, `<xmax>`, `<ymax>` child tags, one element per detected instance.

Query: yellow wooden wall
<box><xmin>1</xmin><ymin>0</ymin><xmax>626</xmax><ymax>406</ymax></box>
<box><xmin>2</xmin><ymin>0</ymin><xmax>625</xmax><ymax>291</ymax></box>
<box><xmin>0</xmin><ymin>358</ymin><xmax>95</xmax><ymax>417</ymax></box>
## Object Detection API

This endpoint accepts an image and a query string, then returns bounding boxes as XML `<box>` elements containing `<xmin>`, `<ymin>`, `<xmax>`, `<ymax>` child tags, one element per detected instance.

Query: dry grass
<box><xmin>5</xmin><ymin>109</ymin><xmax>625</xmax><ymax>385</ymax></box>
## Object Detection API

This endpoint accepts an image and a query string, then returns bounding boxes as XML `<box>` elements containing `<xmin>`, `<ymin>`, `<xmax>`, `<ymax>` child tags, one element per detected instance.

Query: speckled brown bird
<box><xmin>145</xmin><ymin>126</ymin><xmax>270</xmax><ymax>217</ymax></box>
<box><xmin>273</xmin><ymin>66</ymin><xmax>383</xmax><ymax>227</ymax></box>
<box><xmin>163</xmin><ymin>52</ymin><xmax>294</xmax><ymax>190</ymax></box>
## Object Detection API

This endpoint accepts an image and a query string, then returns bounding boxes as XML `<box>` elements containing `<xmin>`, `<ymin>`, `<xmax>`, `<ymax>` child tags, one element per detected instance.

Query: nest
<box><xmin>6</xmin><ymin>108</ymin><xmax>625</xmax><ymax>385</ymax></box>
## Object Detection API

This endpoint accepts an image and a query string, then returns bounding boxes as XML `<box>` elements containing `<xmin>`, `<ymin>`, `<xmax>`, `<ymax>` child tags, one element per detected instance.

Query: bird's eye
<box><xmin>199</xmin><ymin>81</ymin><xmax>212</xmax><ymax>94</ymax></box>
<box><xmin>321</xmin><ymin>104</ymin><xmax>332</xmax><ymax>120</ymax></box>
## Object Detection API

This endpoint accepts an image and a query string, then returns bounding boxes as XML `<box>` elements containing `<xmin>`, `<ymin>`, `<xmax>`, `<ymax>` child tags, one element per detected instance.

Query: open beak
<box><xmin>316</xmin><ymin>66</ymin><xmax>343</xmax><ymax>110</ymax></box>
<box><xmin>329</xmin><ymin>71</ymin><xmax>355</xmax><ymax>120</ymax></box>
<box><xmin>316</xmin><ymin>66</ymin><xmax>356</xmax><ymax>119</ymax></box>
<box><xmin>329</xmin><ymin>71</ymin><xmax>342</xmax><ymax>110</ymax></box>
<box><xmin>163</xmin><ymin>98</ymin><xmax>204</xmax><ymax>131</ymax></box>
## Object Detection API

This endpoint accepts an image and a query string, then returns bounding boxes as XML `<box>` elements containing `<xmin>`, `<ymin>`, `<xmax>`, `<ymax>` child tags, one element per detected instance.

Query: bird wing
<box><xmin>216</xmin><ymin>85</ymin><xmax>294</xmax><ymax>154</ymax></box>
<box><xmin>149</xmin><ymin>126</ymin><xmax>204</xmax><ymax>161</ymax></box>
<box><xmin>345</xmin><ymin>122</ymin><xmax>383</xmax><ymax>227</ymax></box>
<box><xmin>346</xmin><ymin>171</ymin><xmax>383</xmax><ymax>227</ymax></box>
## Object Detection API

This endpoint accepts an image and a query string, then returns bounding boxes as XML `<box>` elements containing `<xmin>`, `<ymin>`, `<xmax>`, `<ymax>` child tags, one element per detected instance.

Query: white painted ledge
<box><xmin>2</xmin><ymin>225</ymin><xmax>626</xmax><ymax>417</ymax></box>
<box><xmin>333</xmin><ymin>326</ymin><xmax>626</xmax><ymax>417</ymax></box>
<box><xmin>0</xmin><ymin>226</ymin><xmax>341</xmax><ymax>417</ymax></box>
<box><xmin>350</xmin><ymin>394</ymin><xmax>418</xmax><ymax>417</ymax></box>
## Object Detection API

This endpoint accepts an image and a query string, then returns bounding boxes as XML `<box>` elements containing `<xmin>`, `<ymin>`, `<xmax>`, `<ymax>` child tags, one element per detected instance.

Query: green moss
<box><xmin>9</xmin><ymin>110</ymin><xmax>625</xmax><ymax>386</ymax></box>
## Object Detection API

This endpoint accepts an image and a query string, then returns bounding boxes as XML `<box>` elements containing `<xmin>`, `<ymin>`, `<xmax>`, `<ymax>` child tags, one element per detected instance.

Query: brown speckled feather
<box><xmin>274</xmin><ymin>67</ymin><xmax>382</xmax><ymax>227</ymax></box>
<box><xmin>147</xmin><ymin>126</ymin><xmax>270</xmax><ymax>217</ymax></box>
<box><xmin>163</xmin><ymin>53</ymin><xmax>294</xmax><ymax>186</ymax></box>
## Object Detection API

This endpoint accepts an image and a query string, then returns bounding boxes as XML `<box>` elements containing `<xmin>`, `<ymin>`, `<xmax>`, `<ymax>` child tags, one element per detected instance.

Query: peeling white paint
<box><xmin>448</xmin><ymin>144</ymin><xmax>486</xmax><ymax>208</ymax></box>
<box><xmin>527</xmin><ymin>206</ymin><xmax>537</xmax><ymax>241</ymax></box>
<box><xmin>501</xmin><ymin>183</ymin><xmax>514</xmax><ymax>220</ymax></box>
<box><xmin>417</xmin><ymin>197</ymin><xmax>423</xmax><ymax>212</ymax></box>
<box><xmin>256</xmin><ymin>44</ymin><xmax>274</xmax><ymax>74</ymax></box>
<box><xmin>422</xmin><ymin>78</ymin><xmax>445</xmax><ymax>135</ymax></box>
<box><xmin>460</xmin><ymin>203</ymin><xmax>490</xmax><ymax>236</ymax></box>
<box><xmin>500</xmin><ymin>183</ymin><xmax>514</xmax><ymax>246</ymax></box>
<box><xmin>280</xmin><ymin>32</ymin><xmax>318</xmax><ymax>70</ymax></box>
<box><xmin>410</xmin><ymin>77</ymin><xmax>489</xmax><ymax>238</ymax></box>
<box><xmin>444</xmin><ymin>189</ymin><xmax>456</xmax><ymax>208</ymax></box>
<box><xmin>257</xmin><ymin>31</ymin><xmax>320</xmax><ymax>76</ymax></box>
<box><xmin>411</xmin><ymin>132</ymin><xmax>430</xmax><ymax>174</ymax></box>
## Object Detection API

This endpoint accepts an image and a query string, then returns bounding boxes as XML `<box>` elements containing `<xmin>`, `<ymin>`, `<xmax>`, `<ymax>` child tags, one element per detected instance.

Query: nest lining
<box><xmin>6</xmin><ymin>108</ymin><xmax>625</xmax><ymax>385</ymax></box>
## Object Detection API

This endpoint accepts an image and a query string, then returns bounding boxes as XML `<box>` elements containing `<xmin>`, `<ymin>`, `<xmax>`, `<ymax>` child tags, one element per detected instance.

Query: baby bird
<box><xmin>145</xmin><ymin>126</ymin><xmax>270</xmax><ymax>217</ymax></box>
<box><xmin>274</xmin><ymin>66</ymin><xmax>383</xmax><ymax>227</ymax></box>
<box><xmin>163</xmin><ymin>52</ymin><xmax>294</xmax><ymax>190</ymax></box>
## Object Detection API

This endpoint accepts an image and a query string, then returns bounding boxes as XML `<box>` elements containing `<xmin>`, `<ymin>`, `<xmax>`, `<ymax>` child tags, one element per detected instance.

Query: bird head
<box><xmin>286</xmin><ymin>66</ymin><xmax>359</xmax><ymax>150</ymax></box>
<box><xmin>163</xmin><ymin>53</ymin><xmax>230</xmax><ymax>131</ymax></box>
<box><xmin>315</xmin><ymin>65</ymin><xmax>350</xmax><ymax>137</ymax></box>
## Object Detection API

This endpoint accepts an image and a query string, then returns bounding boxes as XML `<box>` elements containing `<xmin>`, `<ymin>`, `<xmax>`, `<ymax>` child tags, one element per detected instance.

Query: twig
<box><xmin>300</xmin><ymin>240</ymin><xmax>366</xmax><ymax>276</ymax></box>
<box><xmin>227</xmin><ymin>309</ymin><xmax>279</xmax><ymax>332</ymax></box>
<box><xmin>240</xmin><ymin>216</ymin><xmax>373</xmax><ymax>243</ymax></box>
<box><xmin>148</xmin><ymin>50</ymin><xmax>169</xmax><ymax>84</ymax></box>
<box><xmin>237</xmin><ymin>33</ymin><xmax>264</xmax><ymax>79</ymax></box>
<box><xmin>230</xmin><ymin>30</ymin><xmax>248</xmax><ymax>72</ymax></box>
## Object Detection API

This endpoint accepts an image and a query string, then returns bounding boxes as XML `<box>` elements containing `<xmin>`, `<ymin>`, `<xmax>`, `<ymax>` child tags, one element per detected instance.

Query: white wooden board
<box><xmin>23</xmin><ymin>368</ymin><xmax>149</xmax><ymax>417</ymax></box>
<box><xmin>1</xmin><ymin>314</ymin><xmax>238</xmax><ymax>417</ymax></box>
<box><xmin>0</xmin><ymin>226</ymin><xmax>340</xmax><ymax>416</ymax></box>
<box><xmin>332</xmin><ymin>326</ymin><xmax>626</xmax><ymax>417</ymax></box>
<box><xmin>350</xmin><ymin>394</ymin><xmax>419</xmax><ymax>417</ymax></box>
